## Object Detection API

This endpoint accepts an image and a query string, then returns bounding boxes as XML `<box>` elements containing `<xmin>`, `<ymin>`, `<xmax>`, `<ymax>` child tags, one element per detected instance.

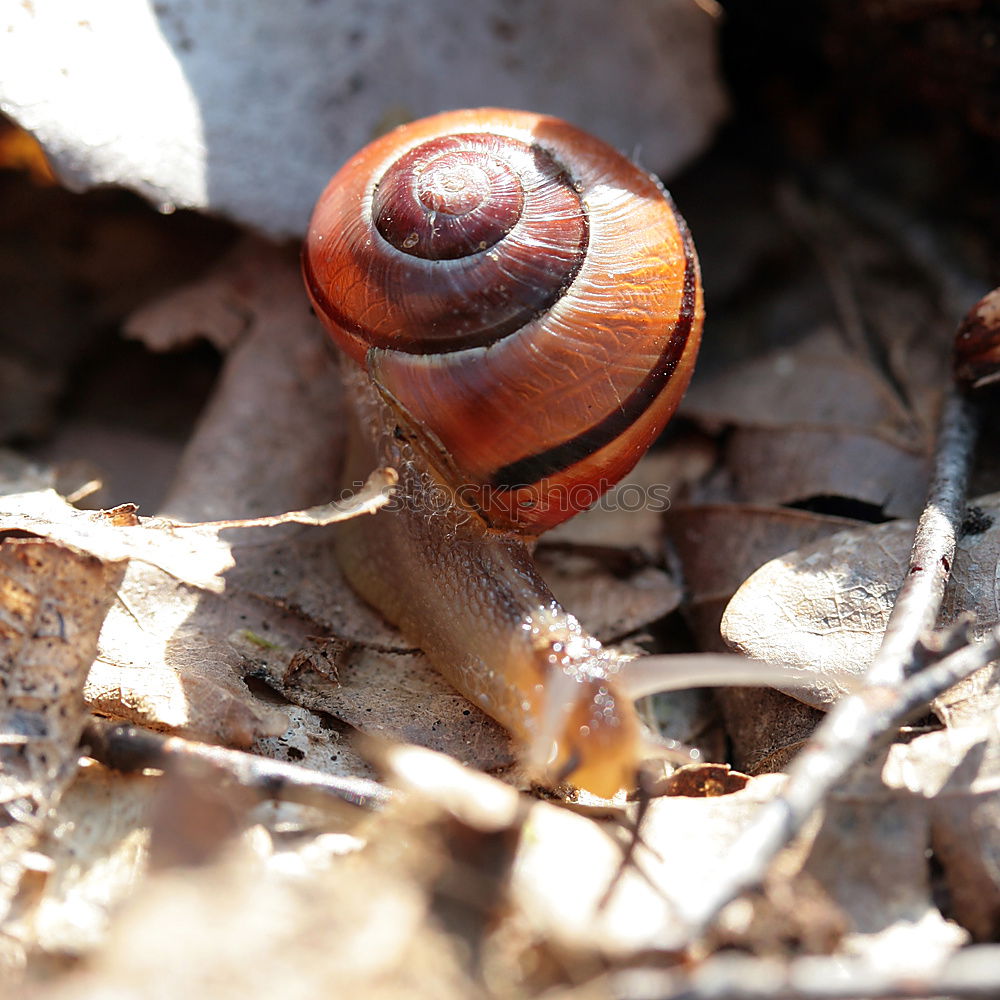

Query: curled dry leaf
<box><xmin>721</xmin><ymin>493</ymin><xmax>1000</xmax><ymax>711</ymax></box>
<box><xmin>662</xmin><ymin>762</ymin><xmax>750</xmax><ymax>797</ymax></box>
<box><xmin>0</xmin><ymin>486</ymin><xmax>236</xmax><ymax>594</ymax></box>
<box><xmin>0</xmin><ymin>459</ymin><xmax>393</xmax><ymax>753</ymax></box>
<box><xmin>0</xmin><ymin>537</ymin><xmax>125</xmax><ymax>963</ymax></box>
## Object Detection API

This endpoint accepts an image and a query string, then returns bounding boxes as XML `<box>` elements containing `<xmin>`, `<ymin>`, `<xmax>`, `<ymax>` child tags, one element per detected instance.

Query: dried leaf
<box><xmin>537</xmin><ymin>551</ymin><xmax>681</xmax><ymax>643</ymax></box>
<box><xmin>717</xmin><ymin>687</ymin><xmax>823</xmax><ymax>775</ymax></box>
<box><xmin>0</xmin><ymin>487</ymin><xmax>235</xmax><ymax>593</ymax></box>
<box><xmin>13</xmin><ymin>765</ymin><xmax>155</xmax><ymax>959</ymax></box>
<box><xmin>545</xmin><ymin>439</ymin><xmax>717</xmax><ymax>558</ymax></box>
<box><xmin>724</xmin><ymin>426</ymin><xmax>927</xmax><ymax>519</ymax></box>
<box><xmin>0</xmin><ymin>2</ymin><xmax>725</xmax><ymax>238</ymax></box>
<box><xmin>22</xmin><ymin>828</ymin><xmax>480</xmax><ymax>1000</ymax></box>
<box><xmin>665</xmin><ymin>503</ymin><xmax>857</xmax><ymax>650</ymax></box>
<box><xmin>721</xmin><ymin>493</ymin><xmax>1000</xmax><ymax>710</ymax></box>
<box><xmin>683</xmin><ymin>325</ymin><xmax>922</xmax><ymax>449</ymax></box>
<box><xmin>883</xmin><ymin>719</ymin><xmax>1000</xmax><ymax>941</ymax></box>
<box><xmin>272</xmin><ymin>648</ymin><xmax>513</xmax><ymax>774</ymax></box>
<box><xmin>663</xmin><ymin>762</ymin><xmax>750</xmax><ymax>797</ymax></box>
<box><xmin>0</xmin><ymin>538</ymin><xmax>125</xmax><ymax>963</ymax></box>
<box><xmin>379</xmin><ymin>742</ymin><xmax>789</xmax><ymax>957</ymax></box>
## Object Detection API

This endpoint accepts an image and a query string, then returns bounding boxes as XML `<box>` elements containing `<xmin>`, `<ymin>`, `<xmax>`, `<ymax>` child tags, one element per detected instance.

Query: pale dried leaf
<box><xmin>379</xmin><ymin>742</ymin><xmax>789</xmax><ymax>957</ymax></box>
<box><xmin>883</xmin><ymin>718</ymin><xmax>1000</xmax><ymax>940</ymax></box>
<box><xmin>91</xmin><ymin>561</ymin><xmax>316</xmax><ymax>747</ymax></box>
<box><xmin>252</xmin><ymin>703</ymin><xmax>377</xmax><ymax>784</ymax></box>
<box><xmin>271</xmin><ymin>648</ymin><xmax>513</xmax><ymax>774</ymax></box>
<box><xmin>0</xmin><ymin>1</ymin><xmax>726</xmax><ymax>238</ymax></box>
<box><xmin>0</xmin><ymin>538</ymin><xmax>125</xmax><ymax>960</ymax></box>
<box><xmin>16</xmin><ymin>764</ymin><xmax>155</xmax><ymax>959</ymax></box>
<box><xmin>0</xmin><ymin>488</ymin><xmax>235</xmax><ymax>593</ymax></box>
<box><xmin>22</xmin><ymin>830</ymin><xmax>479</xmax><ymax>1000</ymax></box>
<box><xmin>721</xmin><ymin>494</ymin><xmax>1000</xmax><ymax>710</ymax></box>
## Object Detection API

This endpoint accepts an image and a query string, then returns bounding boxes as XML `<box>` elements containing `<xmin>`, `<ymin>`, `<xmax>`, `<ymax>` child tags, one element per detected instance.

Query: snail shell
<box><xmin>303</xmin><ymin>108</ymin><xmax>703</xmax><ymax>534</ymax></box>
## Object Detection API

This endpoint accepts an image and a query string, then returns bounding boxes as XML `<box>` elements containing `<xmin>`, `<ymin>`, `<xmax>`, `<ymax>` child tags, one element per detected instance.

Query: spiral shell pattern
<box><xmin>304</xmin><ymin>108</ymin><xmax>703</xmax><ymax>533</ymax></box>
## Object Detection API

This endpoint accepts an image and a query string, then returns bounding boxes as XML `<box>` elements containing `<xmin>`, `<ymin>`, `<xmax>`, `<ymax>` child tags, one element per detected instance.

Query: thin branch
<box><xmin>81</xmin><ymin>718</ymin><xmax>392</xmax><ymax>813</ymax></box>
<box><xmin>868</xmin><ymin>386</ymin><xmax>977</xmax><ymax>686</ymax></box>
<box><xmin>613</xmin><ymin>945</ymin><xmax>1000</xmax><ymax>1000</ymax></box>
<box><xmin>676</xmin><ymin>377</ymin><xmax>979</xmax><ymax>939</ymax></box>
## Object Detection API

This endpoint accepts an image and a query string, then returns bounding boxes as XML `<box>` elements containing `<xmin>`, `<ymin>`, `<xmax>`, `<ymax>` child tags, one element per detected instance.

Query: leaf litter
<box><xmin>2</xmin><ymin>122</ymin><xmax>999</xmax><ymax>1000</ymax></box>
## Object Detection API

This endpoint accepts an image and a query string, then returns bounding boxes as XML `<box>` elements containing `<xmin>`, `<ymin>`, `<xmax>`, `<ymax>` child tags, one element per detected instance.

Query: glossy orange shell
<box><xmin>304</xmin><ymin>108</ymin><xmax>703</xmax><ymax>533</ymax></box>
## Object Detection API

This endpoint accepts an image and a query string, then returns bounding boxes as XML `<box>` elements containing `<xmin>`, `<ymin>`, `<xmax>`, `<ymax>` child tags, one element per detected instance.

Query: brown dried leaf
<box><xmin>717</xmin><ymin>687</ymin><xmax>823</xmax><ymax>775</ymax></box>
<box><xmin>724</xmin><ymin>426</ymin><xmax>928</xmax><ymax>519</ymax></box>
<box><xmin>662</xmin><ymin>762</ymin><xmax>750</xmax><ymax>797</ymax></box>
<box><xmin>684</xmin><ymin>325</ymin><xmax>921</xmax><ymax>449</ymax></box>
<box><xmin>123</xmin><ymin>239</ymin><xmax>264</xmax><ymax>354</ymax></box>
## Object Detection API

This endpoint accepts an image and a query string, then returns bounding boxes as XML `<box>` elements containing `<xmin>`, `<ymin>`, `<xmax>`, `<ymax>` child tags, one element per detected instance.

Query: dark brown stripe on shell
<box><xmin>489</xmin><ymin>207</ymin><xmax>698</xmax><ymax>490</ymax></box>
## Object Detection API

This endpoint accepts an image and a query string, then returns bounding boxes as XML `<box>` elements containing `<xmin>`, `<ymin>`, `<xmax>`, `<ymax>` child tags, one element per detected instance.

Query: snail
<box><xmin>302</xmin><ymin>108</ymin><xmax>704</xmax><ymax>798</ymax></box>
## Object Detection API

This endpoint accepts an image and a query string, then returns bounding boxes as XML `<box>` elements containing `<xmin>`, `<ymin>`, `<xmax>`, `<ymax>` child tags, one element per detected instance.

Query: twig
<box><xmin>613</xmin><ymin>945</ymin><xmax>1000</xmax><ymax>1000</ymax></box>
<box><xmin>81</xmin><ymin>718</ymin><xmax>392</xmax><ymax>813</ymax></box>
<box><xmin>676</xmin><ymin>374</ymin><xmax>979</xmax><ymax>939</ymax></box>
<box><xmin>868</xmin><ymin>386</ymin><xmax>977</xmax><ymax>686</ymax></box>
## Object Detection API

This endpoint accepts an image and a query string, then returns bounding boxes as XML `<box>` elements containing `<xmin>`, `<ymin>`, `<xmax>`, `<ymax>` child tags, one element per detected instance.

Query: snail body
<box><xmin>304</xmin><ymin>109</ymin><xmax>703</xmax><ymax>796</ymax></box>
